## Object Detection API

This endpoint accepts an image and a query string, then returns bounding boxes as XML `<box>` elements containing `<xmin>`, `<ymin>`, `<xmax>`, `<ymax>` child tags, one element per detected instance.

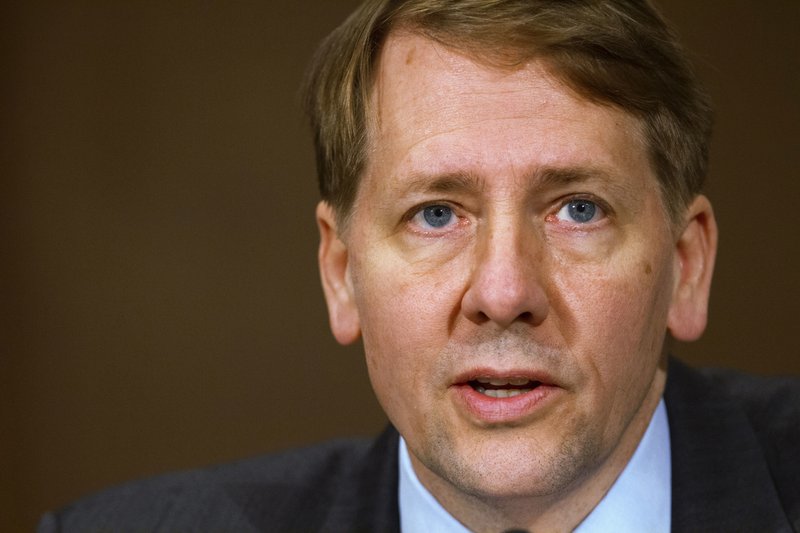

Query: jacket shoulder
<box><xmin>699</xmin><ymin>366</ymin><xmax>800</xmax><ymax>442</ymax></box>
<box><xmin>39</xmin><ymin>435</ymin><xmax>392</xmax><ymax>533</ymax></box>
<box><xmin>681</xmin><ymin>364</ymin><xmax>800</xmax><ymax>529</ymax></box>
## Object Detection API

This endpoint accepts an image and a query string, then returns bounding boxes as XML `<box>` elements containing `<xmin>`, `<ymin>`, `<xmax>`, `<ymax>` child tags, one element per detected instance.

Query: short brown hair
<box><xmin>303</xmin><ymin>0</ymin><xmax>713</xmax><ymax>226</ymax></box>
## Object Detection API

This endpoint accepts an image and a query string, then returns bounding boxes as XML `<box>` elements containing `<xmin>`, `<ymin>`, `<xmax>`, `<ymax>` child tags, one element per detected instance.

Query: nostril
<box><xmin>518</xmin><ymin>311</ymin><xmax>534</xmax><ymax>322</ymax></box>
<box><xmin>465</xmin><ymin>305</ymin><xmax>543</xmax><ymax>327</ymax></box>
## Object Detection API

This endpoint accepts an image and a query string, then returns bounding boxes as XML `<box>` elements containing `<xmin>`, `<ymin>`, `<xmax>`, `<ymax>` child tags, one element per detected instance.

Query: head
<box><xmin>307</xmin><ymin>0</ymin><xmax>717</xmax><ymax>529</ymax></box>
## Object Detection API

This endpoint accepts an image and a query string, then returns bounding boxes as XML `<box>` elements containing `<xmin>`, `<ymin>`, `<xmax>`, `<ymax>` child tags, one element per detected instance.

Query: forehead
<box><xmin>364</xmin><ymin>32</ymin><xmax>651</xmax><ymax>195</ymax></box>
<box><xmin>371</xmin><ymin>32</ymin><xmax>558</xmax><ymax>128</ymax></box>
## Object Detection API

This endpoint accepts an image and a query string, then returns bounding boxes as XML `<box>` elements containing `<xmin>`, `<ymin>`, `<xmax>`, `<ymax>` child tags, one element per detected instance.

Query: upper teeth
<box><xmin>475</xmin><ymin>377</ymin><xmax>531</xmax><ymax>386</ymax></box>
<box><xmin>476</xmin><ymin>388</ymin><xmax>529</xmax><ymax>398</ymax></box>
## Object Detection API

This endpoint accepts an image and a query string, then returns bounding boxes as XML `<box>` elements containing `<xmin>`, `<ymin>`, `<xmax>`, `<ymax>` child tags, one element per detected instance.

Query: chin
<box><xmin>421</xmin><ymin>428</ymin><xmax>602</xmax><ymax>502</ymax></box>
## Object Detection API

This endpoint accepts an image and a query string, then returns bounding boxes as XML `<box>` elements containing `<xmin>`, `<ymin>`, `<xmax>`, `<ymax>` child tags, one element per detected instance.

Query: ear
<box><xmin>316</xmin><ymin>201</ymin><xmax>361</xmax><ymax>345</ymax></box>
<box><xmin>667</xmin><ymin>195</ymin><xmax>718</xmax><ymax>341</ymax></box>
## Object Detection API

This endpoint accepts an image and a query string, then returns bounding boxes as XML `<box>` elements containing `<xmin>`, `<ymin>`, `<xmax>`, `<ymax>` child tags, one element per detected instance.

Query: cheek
<box><xmin>550</xmin><ymin>256</ymin><xmax>673</xmax><ymax>443</ymax></box>
<box><xmin>354</xmin><ymin>243</ymin><xmax>467</xmax><ymax>342</ymax></box>
<box><xmin>351</xmin><ymin>250</ymin><xmax>467</xmax><ymax>401</ymax></box>
<box><xmin>356</xmin><ymin>275</ymin><xmax>454</xmax><ymax>435</ymax></box>
<box><xmin>554</xmin><ymin>252</ymin><xmax>674</xmax><ymax>375</ymax></box>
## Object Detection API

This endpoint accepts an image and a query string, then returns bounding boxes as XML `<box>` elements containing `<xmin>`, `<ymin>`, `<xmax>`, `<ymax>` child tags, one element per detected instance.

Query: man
<box><xmin>40</xmin><ymin>1</ymin><xmax>799</xmax><ymax>532</ymax></box>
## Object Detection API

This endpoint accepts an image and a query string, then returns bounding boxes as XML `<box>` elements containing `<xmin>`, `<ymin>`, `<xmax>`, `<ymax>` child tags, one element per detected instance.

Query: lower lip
<box><xmin>451</xmin><ymin>383</ymin><xmax>559</xmax><ymax>424</ymax></box>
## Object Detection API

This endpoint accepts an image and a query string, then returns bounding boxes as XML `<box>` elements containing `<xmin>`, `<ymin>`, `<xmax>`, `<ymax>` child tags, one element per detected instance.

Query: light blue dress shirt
<box><xmin>398</xmin><ymin>399</ymin><xmax>671</xmax><ymax>532</ymax></box>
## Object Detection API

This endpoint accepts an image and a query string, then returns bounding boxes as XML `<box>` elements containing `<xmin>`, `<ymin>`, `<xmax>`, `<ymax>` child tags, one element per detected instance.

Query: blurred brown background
<box><xmin>2</xmin><ymin>1</ymin><xmax>798</xmax><ymax>531</ymax></box>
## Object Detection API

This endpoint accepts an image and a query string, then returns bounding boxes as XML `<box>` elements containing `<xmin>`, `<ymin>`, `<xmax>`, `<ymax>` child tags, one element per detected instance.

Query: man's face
<box><xmin>318</xmin><ymin>33</ymin><xmax>714</xmax><ymax>506</ymax></box>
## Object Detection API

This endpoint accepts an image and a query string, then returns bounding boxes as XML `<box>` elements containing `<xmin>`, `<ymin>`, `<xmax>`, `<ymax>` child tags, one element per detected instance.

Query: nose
<box><xmin>461</xmin><ymin>222</ymin><xmax>549</xmax><ymax>328</ymax></box>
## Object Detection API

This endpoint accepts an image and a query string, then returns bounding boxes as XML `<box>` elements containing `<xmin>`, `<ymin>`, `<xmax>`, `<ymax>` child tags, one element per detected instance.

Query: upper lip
<box><xmin>452</xmin><ymin>367</ymin><xmax>557</xmax><ymax>387</ymax></box>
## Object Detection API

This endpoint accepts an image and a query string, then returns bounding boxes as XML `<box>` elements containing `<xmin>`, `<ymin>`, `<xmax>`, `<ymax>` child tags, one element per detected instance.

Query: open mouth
<box><xmin>468</xmin><ymin>377</ymin><xmax>542</xmax><ymax>398</ymax></box>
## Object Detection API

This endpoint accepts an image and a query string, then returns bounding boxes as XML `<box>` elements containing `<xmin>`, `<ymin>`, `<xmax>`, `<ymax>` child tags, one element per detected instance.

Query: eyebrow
<box><xmin>536</xmin><ymin>165</ymin><xmax>609</xmax><ymax>185</ymax></box>
<box><xmin>537</xmin><ymin>166</ymin><xmax>621</xmax><ymax>190</ymax></box>
<box><xmin>395</xmin><ymin>165</ymin><xmax>632</xmax><ymax>198</ymax></box>
<box><xmin>396</xmin><ymin>171</ymin><xmax>485</xmax><ymax>196</ymax></box>
<box><xmin>537</xmin><ymin>166</ymin><xmax>640</xmax><ymax>204</ymax></box>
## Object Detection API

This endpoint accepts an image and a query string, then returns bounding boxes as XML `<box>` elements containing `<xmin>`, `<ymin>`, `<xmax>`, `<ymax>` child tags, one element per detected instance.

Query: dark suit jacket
<box><xmin>39</xmin><ymin>359</ymin><xmax>800</xmax><ymax>532</ymax></box>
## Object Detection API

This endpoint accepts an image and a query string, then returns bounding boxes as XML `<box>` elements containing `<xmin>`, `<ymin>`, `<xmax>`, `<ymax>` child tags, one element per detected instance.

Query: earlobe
<box><xmin>316</xmin><ymin>202</ymin><xmax>361</xmax><ymax>345</ymax></box>
<box><xmin>667</xmin><ymin>195</ymin><xmax>718</xmax><ymax>341</ymax></box>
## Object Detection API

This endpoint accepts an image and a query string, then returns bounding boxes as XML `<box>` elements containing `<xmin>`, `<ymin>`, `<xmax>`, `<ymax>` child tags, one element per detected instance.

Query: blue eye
<box><xmin>568</xmin><ymin>200</ymin><xmax>596</xmax><ymax>222</ymax></box>
<box><xmin>420</xmin><ymin>205</ymin><xmax>454</xmax><ymax>228</ymax></box>
<box><xmin>555</xmin><ymin>199</ymin><xmax>602</xmax><ymax>224</ymax></box>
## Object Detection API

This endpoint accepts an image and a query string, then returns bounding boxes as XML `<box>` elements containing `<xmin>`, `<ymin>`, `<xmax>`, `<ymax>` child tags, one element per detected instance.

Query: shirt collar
<box><xmin>398</xmin><ymin>399</ymin><xmax>671</xmax><ymax>532</ymax></box>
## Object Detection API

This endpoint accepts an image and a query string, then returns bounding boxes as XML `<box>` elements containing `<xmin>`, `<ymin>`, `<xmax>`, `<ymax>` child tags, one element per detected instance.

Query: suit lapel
<box><xmin>665</xmin><ymin>359</ymin><xmax>792</xmax><ymax>532</ymax></box>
